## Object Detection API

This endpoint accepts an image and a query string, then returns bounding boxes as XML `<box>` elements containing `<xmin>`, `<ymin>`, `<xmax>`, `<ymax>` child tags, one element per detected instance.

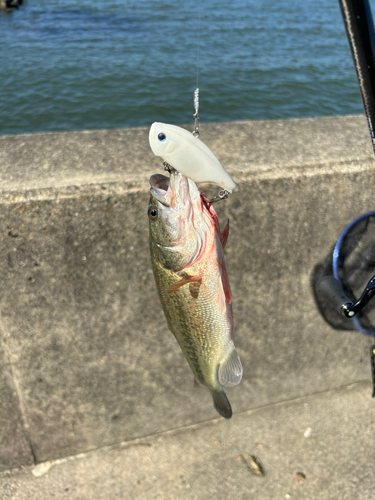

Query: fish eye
<box><xmin>148</xmin><ymin>206</ymin><xmax>158</xmax><ymax>220</ymax></box>
<box><xmin>158</xmin><ymin>132</ymin><xmax>166</xmax><ymax>142</ymax></box>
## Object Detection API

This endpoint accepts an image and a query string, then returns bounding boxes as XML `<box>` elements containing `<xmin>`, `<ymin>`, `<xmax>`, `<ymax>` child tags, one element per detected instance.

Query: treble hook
<box><xmin>163</xmin><ymin>160</ymin><xmax>231</xmax><ymax>206</ymax></box>
<box><xmin>163</xmin><ymin>160</ymin><xmax>174</xmax><ymax>174</ymax></box>
<box><xmin>209</xmin><ymin>189</ymin><xmax>230</xmax><ymax>205</ymax></box>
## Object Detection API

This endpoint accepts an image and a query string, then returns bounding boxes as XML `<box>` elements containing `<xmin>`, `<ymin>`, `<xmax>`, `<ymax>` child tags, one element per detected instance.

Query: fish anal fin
<box><xmin>218</xmin><ymin>345</ymin><xmax>243</xmax><ymax>387</ymax></box>
<box><xmin>221</xmin><ymin>219</ymin><xmax>229</xmax><ymax>249</ymax></box>
<box><xmin>166</xmin><ymin>275</ymin><xmax>202</xmax><ymax>294</ymax></box>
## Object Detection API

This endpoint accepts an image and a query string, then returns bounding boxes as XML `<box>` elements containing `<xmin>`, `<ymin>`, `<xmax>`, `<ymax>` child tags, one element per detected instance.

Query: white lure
<box><xmin>149</xmin><ymin>122</ymin><xmax>236</xmax><ymax>193</ymax></box>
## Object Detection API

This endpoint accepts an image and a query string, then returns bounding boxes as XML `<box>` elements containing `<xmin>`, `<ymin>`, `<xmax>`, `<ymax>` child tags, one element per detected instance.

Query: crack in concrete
<box><xmin>0</xmin><ymin>307</ymin><xmax>37</xmax><ymax>465</ymax></box>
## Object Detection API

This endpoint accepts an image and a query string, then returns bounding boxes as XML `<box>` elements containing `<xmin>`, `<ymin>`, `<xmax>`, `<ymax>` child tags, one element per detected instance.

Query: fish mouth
<box><xmin>150</xmin><ymin>173</ymin><xmax>169</xmax><ymax>191</ymax></box>
<box><xmin>149</xmin><ymin>170</ymin><xmax>199</xmax><ymax>210</ymax></box>
<box><xmin>149</xmin><ymin>174</ymin><xmax>170</xmax><ymax>206</ymax></box>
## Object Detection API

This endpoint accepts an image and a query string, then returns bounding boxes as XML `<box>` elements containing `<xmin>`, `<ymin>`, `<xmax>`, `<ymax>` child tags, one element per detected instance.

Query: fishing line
<box><xmin>151</xmin><ymin>1</ymin><xmax>234</xmax><ymax>200</ymax></box>
<box><xmin>196</xmin><ymin>0</ymin><xmax>201</xmax><ymax>90</ymax></box>
<box><xmin>193</xmin><ymin>0</ymin><xmax>202</xmax><ymax>137</ymax></box>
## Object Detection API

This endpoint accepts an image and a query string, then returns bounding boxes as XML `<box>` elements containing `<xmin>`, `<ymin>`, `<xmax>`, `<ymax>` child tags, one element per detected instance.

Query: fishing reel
<box><xmin>317</xmin><ymin>275</ymin><xmax>375</xmax><ymax>320</ymax></box>
<box><xmin>317</xmin><ymin>274</ymin><xmax>375</xmax><ymax>397</ymax></box>
<box><xmin>315</xmin><ymin>212</ymin><xmax>375</xmax><ymax>397</ymax></box>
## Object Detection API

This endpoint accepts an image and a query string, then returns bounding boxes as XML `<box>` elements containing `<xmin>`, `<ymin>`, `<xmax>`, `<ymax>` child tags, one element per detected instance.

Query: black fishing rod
<box><xmin>338</xmin><ymin>0</ymin><xmax>375</xmax><ymax>153</ymax></box>
<box><xmin>316</xmin><ymin>0</ymin><xmax>375</xmax><ymax>395</ymax></box>
<box><xmin>319</xmin><ymin>1</ymin><xmax>375</xmax><ymax>315</ymax></box>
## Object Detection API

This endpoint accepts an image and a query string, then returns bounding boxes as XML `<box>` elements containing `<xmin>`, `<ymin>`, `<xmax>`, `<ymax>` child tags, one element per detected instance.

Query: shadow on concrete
<box><xmin>311</xmin><ymin>248</ymin><xmax>356</xmax><ymax>332</ymax></box>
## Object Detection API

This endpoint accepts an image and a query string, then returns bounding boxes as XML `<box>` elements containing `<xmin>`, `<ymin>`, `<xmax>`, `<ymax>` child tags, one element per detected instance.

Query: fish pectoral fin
<box><xmin>194</xmin><ymin>378</ymin><xmax>200</xmax><ymax>388</ymax></box>
<box><xmin>218</xmin><ymin>344</ymin><xmax>243</xmax><ymax>387</ymax></box>
<box><xmin>165</xmin><ymin>275</ymin><xmax>202</xmax><ymax>294</ymax></box>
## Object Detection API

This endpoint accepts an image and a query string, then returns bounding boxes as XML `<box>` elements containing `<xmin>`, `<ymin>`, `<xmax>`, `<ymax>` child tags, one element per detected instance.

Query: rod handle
<box><xmin>316</xmin><ymin>277</ymin><xmax>352</xmax><ymax>315</ymax></box>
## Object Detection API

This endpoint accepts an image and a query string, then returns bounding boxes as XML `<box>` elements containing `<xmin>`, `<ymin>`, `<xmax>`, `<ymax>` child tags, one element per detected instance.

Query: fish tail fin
<box><xmin>211</xmin><ymin>389</ymin><xmax>232</xmax><ymax>419</ymax></box>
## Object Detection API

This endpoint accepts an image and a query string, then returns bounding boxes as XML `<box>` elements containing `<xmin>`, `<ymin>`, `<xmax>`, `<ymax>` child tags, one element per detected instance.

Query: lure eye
<box><xmin>158</xmin><ymin>132</ymin><xmax>166</xmax><ymax>142</ymax></box>
<box><xmin>148</xmin><ymin>206</ymin><xmax>157</xmax><ymax>220</ymax></box>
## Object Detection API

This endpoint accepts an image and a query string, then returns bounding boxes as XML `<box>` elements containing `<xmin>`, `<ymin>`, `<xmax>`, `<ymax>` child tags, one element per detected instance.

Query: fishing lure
<box><xmin>149</xmin><ymin>122</ymin><xmax>236</xmax><ymax>193</ymax></box>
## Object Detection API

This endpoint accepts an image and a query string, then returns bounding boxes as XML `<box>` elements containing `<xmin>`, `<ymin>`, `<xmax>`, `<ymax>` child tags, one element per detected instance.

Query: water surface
<box><xmin>0</xmin><ymin>0</ymin><xmax>369</xmax><ymax>135</ymax></box>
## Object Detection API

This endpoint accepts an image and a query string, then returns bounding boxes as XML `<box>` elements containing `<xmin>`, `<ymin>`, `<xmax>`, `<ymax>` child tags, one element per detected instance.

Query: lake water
<box><xmin>0</xmin><ymin>0</ymin><xmax>372</xmax><ymax>135</ymax></box>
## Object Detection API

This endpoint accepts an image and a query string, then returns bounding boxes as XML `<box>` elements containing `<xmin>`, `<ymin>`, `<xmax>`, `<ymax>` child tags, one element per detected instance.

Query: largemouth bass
<box><xmin>148</xmin><ymin>170</ymin><xmax>242</xmax><ymax>419</ymax></box>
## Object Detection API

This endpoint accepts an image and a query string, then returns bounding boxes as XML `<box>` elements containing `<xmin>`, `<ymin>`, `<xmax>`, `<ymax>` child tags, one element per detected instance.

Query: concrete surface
<box><xmin>0</xmin><ymin>382</ymin><xmax>373</xmax><ymax>500</ymax></box>
<box><xmin>0</xmin><ymin>344</ymin><xmax>34</xmax><ymax>471</ymax></box>
<box><xmin>0</xmin><ymin>115</ymin><xmax>375</xmax><ymax>468</ymax></box>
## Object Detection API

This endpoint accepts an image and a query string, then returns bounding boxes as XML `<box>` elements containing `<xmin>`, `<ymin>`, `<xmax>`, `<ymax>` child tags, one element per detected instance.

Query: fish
<box><xmin>148</xmin><ymin>169</ymin><xmax>242</xmax><ymax>418</ymax></box>
<box><xmin>149</xmin><ymin>122</ymin><xmax>236</xmax><ymax>193</ymax></box>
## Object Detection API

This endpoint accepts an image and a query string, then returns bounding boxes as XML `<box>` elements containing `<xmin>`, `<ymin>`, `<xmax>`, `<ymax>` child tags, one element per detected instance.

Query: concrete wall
<box><xmin>0</xmin><ymin>115</ymin><xmax>374</xmax><ymax>469</ymax></box>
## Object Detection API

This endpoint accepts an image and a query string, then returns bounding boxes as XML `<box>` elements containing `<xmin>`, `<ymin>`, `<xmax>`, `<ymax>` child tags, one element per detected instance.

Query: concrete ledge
<box><xmin>0</xmin><ymin>115</ymin><xmax>374</xmax><ymax>467</ymax></box>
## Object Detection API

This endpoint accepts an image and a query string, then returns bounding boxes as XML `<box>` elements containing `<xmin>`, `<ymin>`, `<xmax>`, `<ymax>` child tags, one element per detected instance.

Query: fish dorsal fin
<box><xmin>200</xmin><ymin>192</ymin><xmax>229</xmax><ymax>249</ymax></box>
<box><xmin>221</xmin><ymin>219</ymin><xmax>229</xmax><ymax>249</ymax></box>
<box><xmin>218</xmin><ymin>245</ymin><xmax>232</xmax><ymax>304</ymax></box>
<box><xmin>218</xmin><ymin>344</ymin><xmax>243</xmax><ymax>387</ymax></box>
<box><xmin>217</xmin><ymin>273</ymin><xmax>227</xmax><ymax>316</ymax></box>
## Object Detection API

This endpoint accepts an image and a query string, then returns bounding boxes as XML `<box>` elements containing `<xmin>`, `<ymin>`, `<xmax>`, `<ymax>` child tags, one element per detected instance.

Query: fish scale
<box><xmin>152</xmin><ymin>260</ymin><xmax>230</xmax><ymax>385</ymax></box>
